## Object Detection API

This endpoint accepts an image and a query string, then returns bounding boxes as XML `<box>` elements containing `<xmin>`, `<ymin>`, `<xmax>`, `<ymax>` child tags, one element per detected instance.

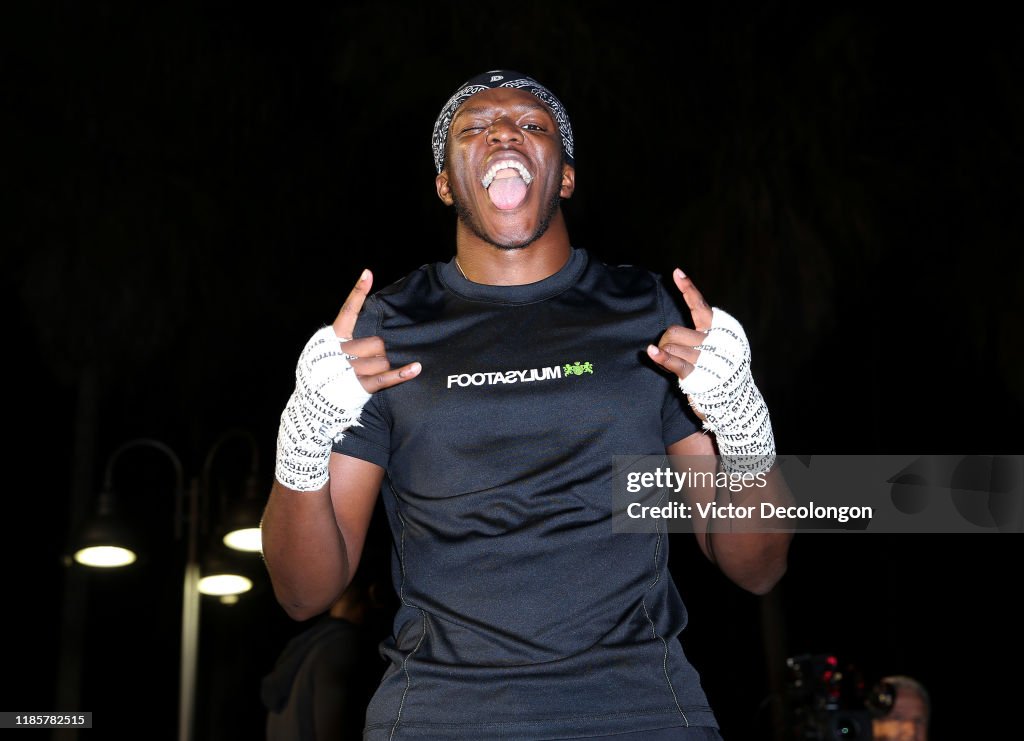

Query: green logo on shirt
<box><xmin>563</xmin><ymin>361</ymin><xmax>594</xmax><ymax>376</ymax></box>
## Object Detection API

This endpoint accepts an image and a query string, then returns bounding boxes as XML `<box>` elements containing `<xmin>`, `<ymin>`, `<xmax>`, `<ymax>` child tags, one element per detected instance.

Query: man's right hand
<box><xmin>334</xmin><ymin>269</ymin><xmax>421</xmax><ymax>393</ymax></box>
<box><xmin>274</xmin><ymin>269</ymin><xmax>419</xmax><ymax>492</ymax></box>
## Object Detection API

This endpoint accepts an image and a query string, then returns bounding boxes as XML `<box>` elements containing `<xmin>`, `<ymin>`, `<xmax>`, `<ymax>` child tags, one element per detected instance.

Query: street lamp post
<box><xmin>68</xmin><ymin>432</ymin><xmax>263</xmax><ymax>741</ymax></box>
<box><xmin>180</xmin><ymin>475</ymin><xmax>200</xmax><ymax>741</ymax></box>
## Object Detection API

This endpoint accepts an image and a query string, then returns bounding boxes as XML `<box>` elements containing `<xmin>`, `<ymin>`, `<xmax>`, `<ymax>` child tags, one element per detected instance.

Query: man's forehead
<box><xmin>891</xmin><ymin>691</ymin><xmax>927</xmax><ymax>719</ymax></box>
<box><xmin>454</xmin><ymin>89</ymin><xmax>555</xmax><ymax>118</ymax></box>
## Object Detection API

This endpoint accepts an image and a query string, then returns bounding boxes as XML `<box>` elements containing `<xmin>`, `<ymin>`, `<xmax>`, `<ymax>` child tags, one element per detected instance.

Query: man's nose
<box><xmin>487</xmin><ymin>117</ymin><xmax>522</xmax><ymax>145</ymax></box>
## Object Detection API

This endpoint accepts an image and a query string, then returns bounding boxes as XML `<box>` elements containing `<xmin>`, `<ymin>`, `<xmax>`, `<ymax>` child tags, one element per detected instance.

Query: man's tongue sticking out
<box><xmin>487</xmin><ymin>168</ymin><xmax>529</xmax><ymax>210</ymax></box>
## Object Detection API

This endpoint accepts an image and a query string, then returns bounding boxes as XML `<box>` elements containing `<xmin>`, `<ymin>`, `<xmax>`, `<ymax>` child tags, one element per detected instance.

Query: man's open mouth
<box><xmin>481</xmin><ymin>160</ymin><xmax>533</xmax><ymax>210</ymax></box>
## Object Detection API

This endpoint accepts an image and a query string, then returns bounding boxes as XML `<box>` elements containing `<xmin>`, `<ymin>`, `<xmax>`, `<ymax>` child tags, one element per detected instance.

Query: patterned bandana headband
<box><xmin>431</xmin><ymin>70</ymin><xmax>575</xmax><ymax>174</ymax></box>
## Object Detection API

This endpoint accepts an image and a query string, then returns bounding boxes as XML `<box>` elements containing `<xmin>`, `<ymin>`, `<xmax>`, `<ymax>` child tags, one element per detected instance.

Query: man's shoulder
<box><xmin>372</xmin><ymin>263</ymin><xmax>438</xmax><ymax>300</ymax></box>
<box><xmin>598</xmin><ymin>259</ymin><xmax>658</xmax><ymax>280</ymax></box>
<box><xmin>356</xmin><ymin>262</ymin><xmax>445</xmax><ymax>333</ymax></box>
<box><xmin>576</xmin><ymin>252</ymin><xmax>687</xmax><ymax>325</ymax></box>
<box><xmin>581</xmin><ymin>252</ymin><xmax>663</xmax><ymax>294</ymax></box>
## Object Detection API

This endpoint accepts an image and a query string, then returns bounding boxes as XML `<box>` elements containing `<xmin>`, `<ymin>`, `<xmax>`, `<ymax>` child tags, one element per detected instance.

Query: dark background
<box><xmin>6</xmin><ymin>2</ymin><xmax>1023</xmax><ymax>739</ymax></box>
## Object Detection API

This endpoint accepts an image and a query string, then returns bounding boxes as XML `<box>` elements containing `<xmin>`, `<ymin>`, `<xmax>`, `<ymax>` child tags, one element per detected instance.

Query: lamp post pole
<box><xmin>179</xmin><ymin>475</ymin><xmax>200</xmax><ymax>741</ymax></box>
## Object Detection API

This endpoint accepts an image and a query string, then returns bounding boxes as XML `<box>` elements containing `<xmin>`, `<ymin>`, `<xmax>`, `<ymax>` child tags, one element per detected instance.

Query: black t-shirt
<box><xmin>335</xmin><ymin>248</ymin><xmax>717</xmax><ymax>739</ymax></box>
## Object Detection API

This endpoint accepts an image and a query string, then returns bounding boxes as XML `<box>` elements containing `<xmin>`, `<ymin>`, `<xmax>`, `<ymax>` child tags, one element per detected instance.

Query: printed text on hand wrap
<box><xmin>678</xmin><ymin>308</ymin><xmax>776</xmax><ymax>474</ymax></box>
<box><xmin>275</xmin><ymin>326</ymin><xmax>371</xmax><ymax>491</ymax></box>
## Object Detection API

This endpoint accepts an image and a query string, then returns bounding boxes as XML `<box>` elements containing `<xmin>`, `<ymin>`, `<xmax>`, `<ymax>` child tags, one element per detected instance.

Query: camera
<box><xmin>784</xmin><ymin>654</ymin><xmax>896</xmax><ymax>740</ymax></box>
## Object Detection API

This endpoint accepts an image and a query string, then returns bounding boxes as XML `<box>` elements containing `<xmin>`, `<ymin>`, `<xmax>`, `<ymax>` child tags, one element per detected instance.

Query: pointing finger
<box><xmin>333</xmin><ymin>269</ymin><xmax>372</xmax><ymax>339</ymax></box>
<box><xmin>672</xmin><ymin>268</ymin><xmax>713</xmax><ymax>332</ymax></box>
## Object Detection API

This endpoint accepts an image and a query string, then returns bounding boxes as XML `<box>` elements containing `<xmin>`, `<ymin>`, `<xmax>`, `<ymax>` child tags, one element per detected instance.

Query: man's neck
<box><xmin>454</xmin><ymin>212</ymin><xmax>572</xmax><ymax>286</ymax></box>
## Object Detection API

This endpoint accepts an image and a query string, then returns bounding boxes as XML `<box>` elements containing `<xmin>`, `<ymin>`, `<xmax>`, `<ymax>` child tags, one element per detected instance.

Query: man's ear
<box><xmin>435</xmin><ymin>171</ymin><xmax>454</xmax><ymax>206</ymax></box>
<box><xmin>560</xmin><ymin>163</ymin><xmax>576</xmax><ymax>199</ymax></box>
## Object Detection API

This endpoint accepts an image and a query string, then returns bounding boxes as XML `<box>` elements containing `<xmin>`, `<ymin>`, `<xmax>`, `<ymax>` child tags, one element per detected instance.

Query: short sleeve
<box><xmin>332</xmin><ymin>394</ymin><xmax>391</xmax><ymax>468</ymax></box>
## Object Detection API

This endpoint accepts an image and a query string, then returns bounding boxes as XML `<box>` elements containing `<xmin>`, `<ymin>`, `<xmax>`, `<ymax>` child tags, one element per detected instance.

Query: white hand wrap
<box><xmin>678</xmin><ymin>308</ymin><xmax>776</xmax><ymax>474</ymax></box>
<box><xmin>275</xmin><ymin>326</ymin><xmax>372</xmax><ymax>491</ymax></box>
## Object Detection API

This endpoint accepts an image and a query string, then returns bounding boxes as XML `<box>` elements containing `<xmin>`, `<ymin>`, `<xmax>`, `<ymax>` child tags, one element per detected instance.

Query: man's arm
<box><xmin>262</xmin><ymin>454</ymin><xmax>384</xmax><ymax>621</ymax></box>
<box><xmin>667</xmin><ymin>431</ymin><xmax>792</xmax><ymax>595</ymax></box>
<box><xmin>649</xmin><ymin>268</ymin><xmax>793</xmax><ymax>595</ymax></box>
<box><xmin>261</xmin><ymin>270</ymin><xmax>419</xmax><ymax>621</ymax></box>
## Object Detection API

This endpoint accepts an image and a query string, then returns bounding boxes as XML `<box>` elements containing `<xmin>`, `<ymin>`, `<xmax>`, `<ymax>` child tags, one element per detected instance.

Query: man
<box><xmin>873</xmin><ymin>675</ymin><xmax>930</xmax><ymax>741</ymax></box>
<box><xmin>262</xmin><ymin>70</ymin><xmax>793</xmax><ymax>740</ymax></box>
